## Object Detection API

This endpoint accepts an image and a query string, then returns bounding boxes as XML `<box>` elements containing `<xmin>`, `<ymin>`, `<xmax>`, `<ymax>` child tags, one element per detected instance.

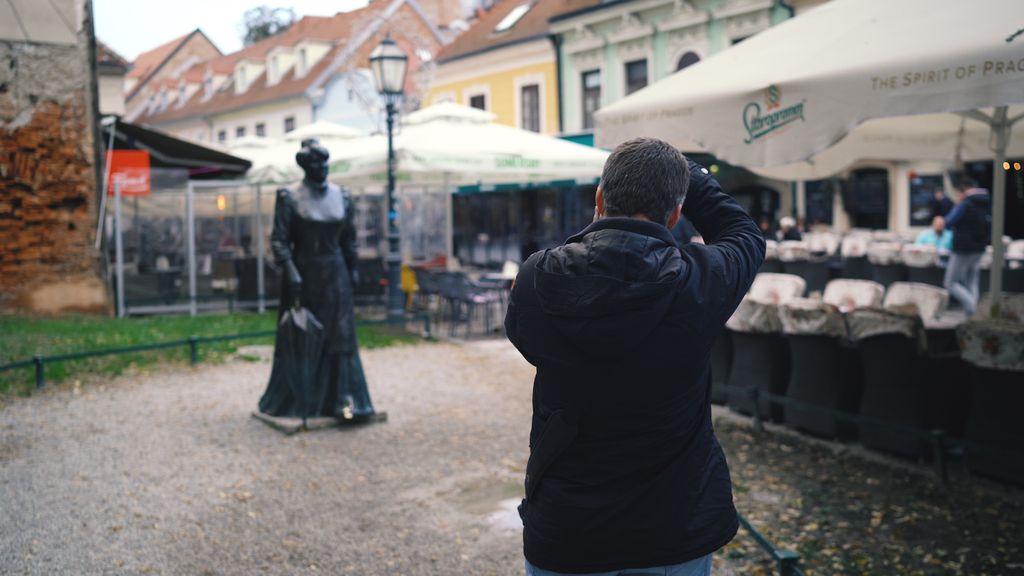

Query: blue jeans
<box><xmin>944</xmin><ymin>252</ymin><xmax>983</xmax><ymax>316</ymax></box>
<box><xmin>525</xmin><ymin>554</ymin><xmax>713</xmax><ymax>576</ymax></box>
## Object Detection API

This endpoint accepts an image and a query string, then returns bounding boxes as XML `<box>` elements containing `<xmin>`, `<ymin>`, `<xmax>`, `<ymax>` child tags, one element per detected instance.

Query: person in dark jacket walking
<box><xmin>944</xmin><ymin>177</ymin><xmax>992</xmax><ymax>316</ymax></box>
<box><xmin>505</xmin><ymin>138</ymin><xmax>765</xmax><ymax>575</ymax></box>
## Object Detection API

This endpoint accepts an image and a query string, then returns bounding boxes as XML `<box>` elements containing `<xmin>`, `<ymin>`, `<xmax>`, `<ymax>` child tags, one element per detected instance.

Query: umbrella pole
<box><xmin>989</xmin><ymin>106</ymin><xmax>1009</xmax><ymax>314</ymax></box>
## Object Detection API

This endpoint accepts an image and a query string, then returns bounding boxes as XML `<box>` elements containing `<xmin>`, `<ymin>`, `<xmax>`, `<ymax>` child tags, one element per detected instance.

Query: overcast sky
<box><xmin>95</xmin><ymin>0</ymin><xmax>370</xmax><ymax>61</ymax></box>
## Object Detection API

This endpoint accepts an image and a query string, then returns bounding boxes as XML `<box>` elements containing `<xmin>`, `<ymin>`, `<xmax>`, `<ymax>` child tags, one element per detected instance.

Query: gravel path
<box><xmin>3</xmin><ymin>339</ymin><xmax>1021</xmax><ymax>575</ymax></box>
<box><xmin>1</xmin><ymin>340</ymin><xmax>535</xmax><ymax>576</ymax></box>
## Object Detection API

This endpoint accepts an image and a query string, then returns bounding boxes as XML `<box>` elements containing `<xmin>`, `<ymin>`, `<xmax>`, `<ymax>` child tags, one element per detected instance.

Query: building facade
<box><xmin>96</xmin><ymin>41</ymin><xmax>129</xmax><ymax>116</ymax></box>
<box><xmin>123</xmin><ymin>29</ymin><xmax>223</xmax><ymax>123</ymax></box>
<box><xmin>133</xmin><ymin>0</ymin><xmax>451</xmax><ymax>144</ymax></box>
<box><xmin>425</xmin><ymin>0</ymin><xmax>594</xmax><ymax>135</ymax></box>
<box><xmin>551</xmin><ymin>0</ymin><xmax>794</xmax><ymax>141</ymax></box>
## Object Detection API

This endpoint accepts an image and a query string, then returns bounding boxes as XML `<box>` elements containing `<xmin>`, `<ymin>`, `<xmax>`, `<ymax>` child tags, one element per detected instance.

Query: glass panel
<box><xmin>909</xmin><ymin>173</ymin><xmax>945</xmax><ymax>227</ymax></box>
<box><xmin>469</xmin><ymin>94</ymin><xmax>486</xmax><ymax>110</ymax></box>
<box><xmin>521</xmin><ymin>84</ymin><xmax>540</xmax><ymax>132</ymax></box>
<box><xmin>625</xmin><ymin>59</ymin><xmax>647</xmax><ymax>95</ymax></box>
<box><xmin>109</xmin><ymin>169</ymin><xmax>189</xmax><ymax>312</ymax></box>
<box><xmin>805</xmin><ymin>179</ymin><xmax>836</xmax><ymax>227</ymax></box>
<box><xmin>582</xmin><ymin>70</ymin><xmax>601</xmax><ymax>130</ymax></box>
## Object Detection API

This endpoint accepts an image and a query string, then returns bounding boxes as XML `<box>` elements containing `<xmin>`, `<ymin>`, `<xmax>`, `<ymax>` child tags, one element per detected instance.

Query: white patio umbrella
<box><xmin>595</xmin><ymin>0</ymin><xmax>1024</xmax><ymax>307</ymax></box>
<box><xmin>282</xmin><ymin>120</ymin><xmax>364</xmax><ymax>143</ymax></box>
<box><xmin>328</xmin><ymin>102</ymin><xmax>609</xmax><ymax>185</ymax></box>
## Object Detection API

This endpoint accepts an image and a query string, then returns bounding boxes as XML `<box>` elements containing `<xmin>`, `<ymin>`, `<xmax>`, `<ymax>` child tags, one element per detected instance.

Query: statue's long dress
<box><xmin>258</xmin><ymin>181</ymin><xmax>375</xmax><ymax>418</ymax></box>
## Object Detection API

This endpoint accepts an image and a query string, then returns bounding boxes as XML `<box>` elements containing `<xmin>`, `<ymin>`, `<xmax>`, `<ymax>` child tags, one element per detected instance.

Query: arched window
<box><xmin>676</xmin><ymin>51</ymin><xmax>700</xmax><ymax>72</ymax></box>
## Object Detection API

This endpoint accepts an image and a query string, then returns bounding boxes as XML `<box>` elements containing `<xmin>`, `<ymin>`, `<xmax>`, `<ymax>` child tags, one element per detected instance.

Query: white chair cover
<box><xmin>764</xmin><ymin>239</ymin><xmax>779</xmax><ymax>260</ymax></box>
<box><xmin>726</xmin><ymin>298</ymin><xmax>785</xmax><ymax>333</ymax></box>
<box><xmin>727</xmin><ymin>273</ymin><xmax>807</xmax><ymax>333</ymax></box>
<box><xmin>780</xmin><ymin>298</ymin><xmax>847</xmax><ymax>337</ymax></box>
<box><xmin>976</xmin><ymin>292</ymin><xmax>1024</xmax><ymax>322</ymax></box>
<box><xmin>822</xmin><ymin>279</ymin><xmax>885</xmax><ymax>312</ymax></box>
<box><xmin>778</xmin><ymin>241</ymin><xmax>811</xmax><ymax>262</ymax></box>
<box><xmin>866</xmin><ymin>241</ymin><xmax>903</xmax><ymax>265</ymax></box>
<box><xmin>900</xmin><ymin>244</ymin><xmax>938</xmax><ymax>268</ymax></box>
<box><xmin>747</xmin><ymin>273</ymin><xmax>807</xmax><ymax>303</ymax></box>
<box><xmin>871</xmin><ymin>230</ymin><xmax>902</xmax><ymax>242</ymax></box>
<box><xmin>840</xmin><ymin>234</ymin><xmax>870</xmax><ymax>258</ymax></box>
<box><xmin>1008</xmin><ymin>240</ymin><xmax>1024</xmax><ymax>269</ymax></box>
<box><xmin>805</xmin><ymin>232</ymin><xmax>840</xmax><ymax>256</ymax></box>
<box><xmin>884</xmin><ymin>282</ymin><xmax>949</xmax><ymax>321</ymax></box>
<box><xmin>958</xmin><ymin>319</ymin><xmax>1024</xmax><ymax>371</ymax></box>
<box><xmin>847</xmin><ymin>307</ymin><xmax>925</xmax><ymax>348</ymax></box>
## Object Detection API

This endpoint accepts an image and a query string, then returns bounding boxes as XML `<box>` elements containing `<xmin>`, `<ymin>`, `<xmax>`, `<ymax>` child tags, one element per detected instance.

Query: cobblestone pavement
<box><xmin>2</xmin><ymin>339</ymin><xmax>1021</xmax><ymax>575</ymax></box>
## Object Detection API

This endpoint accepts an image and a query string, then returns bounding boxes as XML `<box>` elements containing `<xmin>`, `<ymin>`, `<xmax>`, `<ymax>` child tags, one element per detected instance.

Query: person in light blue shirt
<box><xmin>915</xmin><ymin>215</ymin><xmax>953</xmax><ymax>251</ymax></box>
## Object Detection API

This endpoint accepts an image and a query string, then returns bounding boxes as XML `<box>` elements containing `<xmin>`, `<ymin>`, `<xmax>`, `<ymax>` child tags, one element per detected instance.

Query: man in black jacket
<box><xmin>505</xmin><ymin>138</ymin><xmax>765</xmax><ymax>575</ymax></box>
<box><xmin>944</xmin><ymin>177</ymin><xmax>992</xmax><ymax>316</ymax></box>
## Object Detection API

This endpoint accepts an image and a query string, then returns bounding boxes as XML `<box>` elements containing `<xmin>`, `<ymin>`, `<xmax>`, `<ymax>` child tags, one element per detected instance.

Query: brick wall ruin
<box><xmin>1</xmin><ymin>40</ymin><xmax>108</xmax><ymax>314</ymax></box>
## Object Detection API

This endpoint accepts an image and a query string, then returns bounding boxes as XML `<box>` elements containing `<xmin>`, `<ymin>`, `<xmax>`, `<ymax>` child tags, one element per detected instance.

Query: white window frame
<box><xmin>513</xmin><ymin>73</ymin><xmax>546</xmax><ymax>133</ymax></box>
<box><xmin>614</xmin><ymin>36</ymin><xmax>654</xmax><ymax>100</ymax></box>
<box><xmin>578</xmin><ymin>67</ymin><xmax>603</xmax><ymax>132</ymax></box>
<box><xmin>464</xmin><ymin>84</ymin><xmax>491</xmax><ymax>111</ymax></box>
<box><xmin>621</xmin><ymin>57</ymin><xmax>650</xmax><ymax>98</ymax></box>
<box><xmin>572</xmin><ymin>48</ymin><xmax>604</xmax><ymax>133</ymax></box>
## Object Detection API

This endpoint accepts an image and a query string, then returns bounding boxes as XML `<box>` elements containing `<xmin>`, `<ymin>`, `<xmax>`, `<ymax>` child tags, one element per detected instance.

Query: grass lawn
<box><xmin>0</xmin><ymin>313</ymin><xmax>422</xmax><ymax>397</ymax></box>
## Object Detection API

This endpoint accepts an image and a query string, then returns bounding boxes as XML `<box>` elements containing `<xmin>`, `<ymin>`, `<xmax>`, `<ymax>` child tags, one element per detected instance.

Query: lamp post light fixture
<box><xmin>369</xmin><ymin>34</ymin><xmax>409</xmax><ymax>322</ymax></box>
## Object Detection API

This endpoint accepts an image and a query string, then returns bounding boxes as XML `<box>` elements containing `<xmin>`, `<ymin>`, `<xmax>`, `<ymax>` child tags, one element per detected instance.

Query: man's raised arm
<box><xmin>682</xmin><ymin>159</ymin><xmax>766</xmax><ymax>311</ymax></box>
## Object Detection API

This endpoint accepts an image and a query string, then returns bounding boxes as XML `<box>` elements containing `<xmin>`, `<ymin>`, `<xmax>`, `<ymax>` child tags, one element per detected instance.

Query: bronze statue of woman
<box><xmin>257</xmin><ymin>139</ymin><xmax>375</xmax><ymax>421</ymax></box>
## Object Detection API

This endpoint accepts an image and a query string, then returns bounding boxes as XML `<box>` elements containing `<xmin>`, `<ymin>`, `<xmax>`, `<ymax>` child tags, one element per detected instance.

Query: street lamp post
<box><xmin>369</xmin><ymin>35</ymin><xmax>408</xmax><ymax>322</ymax></box>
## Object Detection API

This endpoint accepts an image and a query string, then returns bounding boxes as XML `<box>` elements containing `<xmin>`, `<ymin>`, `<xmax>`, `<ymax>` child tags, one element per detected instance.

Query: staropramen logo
<box><xmin>743</xmin><ymin>85</ymin><xmax>805</xmax><ymax>144</ymax></box>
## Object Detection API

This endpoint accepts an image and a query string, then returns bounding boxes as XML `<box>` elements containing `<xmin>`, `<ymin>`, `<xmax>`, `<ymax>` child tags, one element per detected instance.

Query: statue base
<box><xmin>251</xmin><ymin>410</ymin><xmax>388</xmax><ymax>435</ymax></box>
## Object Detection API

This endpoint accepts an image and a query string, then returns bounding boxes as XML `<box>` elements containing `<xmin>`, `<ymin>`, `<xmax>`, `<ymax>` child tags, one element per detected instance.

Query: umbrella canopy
<box><xmin>595</xmin><ymin>0</ymin><xmax>1024</xmax><ymax>307</ymax></box>
<box><xmin>328</xmin><ymin>103</ymin><xmax>610</xmax><ymax>186</ymax></box>
<box><xmin>282</xmin><ymin>120</ymin><xmax>365</xmax><ymax>143</ymax></box>
<box><xmin>595</xmin><ymin>0</ymin><xmax>1023</xmax><ymax>167</ymax></box>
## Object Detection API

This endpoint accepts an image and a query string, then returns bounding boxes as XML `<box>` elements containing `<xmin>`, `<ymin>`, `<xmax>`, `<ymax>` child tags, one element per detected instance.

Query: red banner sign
<box><xmin>106</xmin><ymin>150</ymin><xmax>151</xmax><ymax>196</ymax></box>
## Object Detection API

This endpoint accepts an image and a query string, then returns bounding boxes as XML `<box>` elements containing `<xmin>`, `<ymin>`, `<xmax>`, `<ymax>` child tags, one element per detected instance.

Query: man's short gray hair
<box><xmin>600</xmin><ymin>137</ymin><xmax>690</xmax><ymax>225</ymax></box>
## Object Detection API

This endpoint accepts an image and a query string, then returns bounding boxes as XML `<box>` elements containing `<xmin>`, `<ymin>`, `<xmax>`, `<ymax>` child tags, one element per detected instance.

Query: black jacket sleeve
<box><xmin>681</xmin><ymin>159</ymin><xmax>766</xmax><ymax>317</ymax></box>
<box><xmin>270</xmin><ymin>188</ymin><xmax>302</xmax><ymax>285</ymax></box>
<box><xmin>504</xmin><ymin>252</ymin><xmax>542</xmax><ymax>367</ymax></box>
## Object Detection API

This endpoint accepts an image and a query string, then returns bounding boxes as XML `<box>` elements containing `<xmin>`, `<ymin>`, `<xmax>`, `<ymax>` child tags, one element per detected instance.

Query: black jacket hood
<box><xmin>531</xmin><ymin>218</ymin><xmax>684</xmax><ymax>359</ymax></box>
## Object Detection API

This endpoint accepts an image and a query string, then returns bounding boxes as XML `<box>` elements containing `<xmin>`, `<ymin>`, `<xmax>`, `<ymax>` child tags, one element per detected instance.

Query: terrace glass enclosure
<box><xmin>103</xmin><ymin>175</ymin><xmax>448</xmax><ymax>317</ymax></box>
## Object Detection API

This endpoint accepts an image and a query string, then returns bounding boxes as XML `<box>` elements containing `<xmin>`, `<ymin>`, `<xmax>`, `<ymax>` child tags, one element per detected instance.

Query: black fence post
<box><xmin>776</xmin><ymin>549</ymin><xmax>801</xmax><ymax>576</ymax></box>
<box><xmin>188</xmin><ymin>337</ymin><xmax>199</xmax><ymax>366</ymax></box>
<box><xmin>749</xmin><ymin>387</ymin><xmax>764</xmax><ymax>432</ymax></box>
<box><xmin>33</xmin><ymin>355</ymin><xmax>45</xmax><ymax>389</ymax></box>
<box><xmin>930</xmin><ymin>429</ymin><xmax>948</xmax><ymax>482</ymax></box>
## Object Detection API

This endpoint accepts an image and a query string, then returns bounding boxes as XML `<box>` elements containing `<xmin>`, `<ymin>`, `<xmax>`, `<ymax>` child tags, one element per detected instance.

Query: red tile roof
<box><xmin>436</xmin><ymin>0</ymin><xmax>599</xmax><ymax>63</ymax></box>
<box><xmin>127</xmin><ymin>30</ymin><xmax>195</xmax><ymax>79</ymax></box>
<box><xmin>96</xmin><ymin>39</ymin><xmax>130</xmax><ymax>70</ymax></box>
<box><xmin>138</xmin><ymin>2</ymin><xmax>416</xmax><ymax>125</ymax></box>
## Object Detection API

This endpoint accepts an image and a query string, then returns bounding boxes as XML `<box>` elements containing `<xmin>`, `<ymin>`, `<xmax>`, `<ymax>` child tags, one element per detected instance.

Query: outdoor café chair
<box><xmin>724</xmin><ymin>273</ymin><xmax>806</xmax><ymax>421</ymax></box>
<box><xmin>958</xmin><ymin>316</ymin><xmax>1024</xmax><ymax>486</ymax></box>
<box><xmin>781</xmin><ymin>299</ymin><xmax>861</xmax><ymax>441</ymax></box>
<box><xmin>848</xmin><ymin>307</ymin><xmax>930</xmax><ymax>458</ymax></box>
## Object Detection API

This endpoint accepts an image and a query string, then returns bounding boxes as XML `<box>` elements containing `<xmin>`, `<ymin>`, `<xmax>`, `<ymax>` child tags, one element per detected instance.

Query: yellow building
<box><xmin>425</xmin><ymin>0</ymin><xmax>591</xmax><ymax>135</ymax></box>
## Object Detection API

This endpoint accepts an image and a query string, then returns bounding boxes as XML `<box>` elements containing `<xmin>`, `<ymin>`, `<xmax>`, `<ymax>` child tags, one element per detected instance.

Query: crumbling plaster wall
<box><xmin>1</xmin><ymin>37</ymin><xmax>108</xmax><ymax>314</ymax></box>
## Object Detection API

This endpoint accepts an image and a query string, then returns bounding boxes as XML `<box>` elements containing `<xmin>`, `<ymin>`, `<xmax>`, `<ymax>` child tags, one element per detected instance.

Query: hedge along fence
<box><xmin>0</xmin><ymin>315</ymin><xmax>433</xmax><ymax>391</ymax></box>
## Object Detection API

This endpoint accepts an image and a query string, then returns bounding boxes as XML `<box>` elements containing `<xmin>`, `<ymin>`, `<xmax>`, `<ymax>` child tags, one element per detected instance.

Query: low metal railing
<box><xmin>0</xmin><ymin>315</ymin><xmax>432</xmax><ymax>390</ymax></box>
